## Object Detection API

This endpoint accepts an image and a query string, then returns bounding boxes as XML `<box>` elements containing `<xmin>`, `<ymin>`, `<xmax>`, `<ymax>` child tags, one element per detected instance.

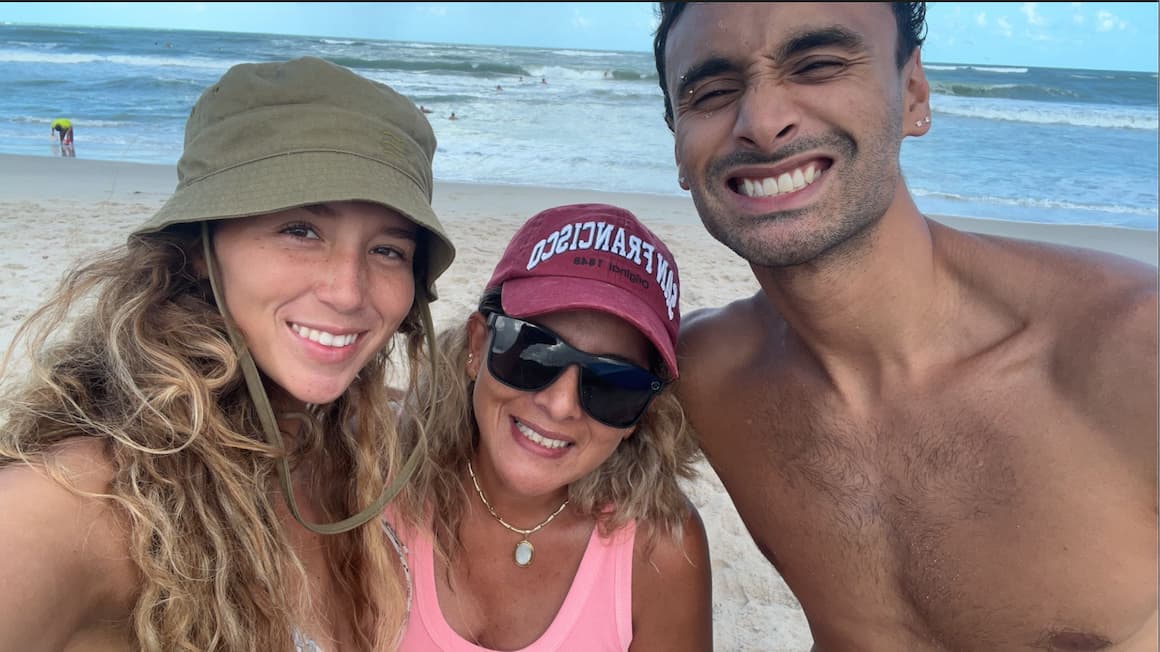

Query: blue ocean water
<box><xmin>1</xmin><ymin>24</ymin><xmax>1156</xmax><ymax>229</ymax></box>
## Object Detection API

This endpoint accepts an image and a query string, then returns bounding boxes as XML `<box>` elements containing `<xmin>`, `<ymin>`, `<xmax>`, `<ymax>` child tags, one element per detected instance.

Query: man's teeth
<box><xmin>291</xmin><ymin>324</ymin><xmax>358</xmax><ymax>347</ymax></box>
<box><xmin>739</xmin><ymin>164</ymin><xmax>819</xmax><ymax>198</ymax></box>
<box><xmin>515</xmin><ymin>421</ymin><xmax>570</xmax><ymax>449</ymax></box>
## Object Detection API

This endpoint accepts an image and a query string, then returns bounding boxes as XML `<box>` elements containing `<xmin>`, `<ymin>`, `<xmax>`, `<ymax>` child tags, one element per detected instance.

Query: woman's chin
<box><xmin>291</xmin><ymin>388</ymin><xmax>346</xmax><ymax>407</ymax></box>
<box><xmin>268</xmin><ymin>378</ymin><xmax>352</xmax><ymax>410</ymax></box>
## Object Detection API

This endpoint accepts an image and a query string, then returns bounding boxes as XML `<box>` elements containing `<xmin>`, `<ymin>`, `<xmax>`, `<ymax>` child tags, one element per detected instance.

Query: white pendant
<box><xmin>514</xmin><ymin>539</ymin><xmax>534</xmax><ymax>567</ymax></box>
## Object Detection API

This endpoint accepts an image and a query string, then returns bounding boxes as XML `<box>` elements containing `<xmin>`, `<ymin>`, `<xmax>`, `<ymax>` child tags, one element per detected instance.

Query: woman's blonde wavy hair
<box><xmin>0</xmin><ymin>220</ymin><xmax>434</xmax><ymax>651</ymax></box>
<box><xmin>395</xmin><ymin>286</ymin><xmax>701</xmax><ymax>563</ymax></box>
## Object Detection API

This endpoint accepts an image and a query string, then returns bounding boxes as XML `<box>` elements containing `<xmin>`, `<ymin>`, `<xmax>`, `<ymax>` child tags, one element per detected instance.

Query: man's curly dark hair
<box><xmin>652</xmin><ymin>2</ymin><xmax>928</xmax><ymax>128</ymax></box>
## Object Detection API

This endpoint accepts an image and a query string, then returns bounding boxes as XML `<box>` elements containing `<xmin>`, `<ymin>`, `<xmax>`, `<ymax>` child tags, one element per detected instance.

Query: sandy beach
<box><xmin>1</xmin><ymin>153</ymin><xmax>1156</xmax><ymax>651</ymax></box>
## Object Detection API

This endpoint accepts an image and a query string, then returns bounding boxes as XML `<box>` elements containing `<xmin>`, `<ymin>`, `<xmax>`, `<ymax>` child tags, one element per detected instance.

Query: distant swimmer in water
<box><xmin>419</xmin><ymin>105</ymin><xmax>433</xmax><ymax>114</ymax></box>
<box><xmin>449</xmin><ymin>112</ymin><xmax>458</xmax><ymax>121</ymax></box>
<box><xmin>50</xmin><ymin>118</ymin><xmax>75</xmax><ymax>157</ymax></box>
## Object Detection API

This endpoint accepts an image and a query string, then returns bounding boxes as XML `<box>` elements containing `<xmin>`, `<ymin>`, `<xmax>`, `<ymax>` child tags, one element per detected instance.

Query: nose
<box><xmin>732</xmin><ymin>78</ymin><xmax>799</xmax><ymax>152</ymax></box>
<box><xmin>316</xmin><ymin>246</ymin><xmax>367</xmax><ymax>313</ymax></box>
<box><xmin>532</xmin><ymin>365</ymin><xmax>585</xmax><ymax>423</ymax></box>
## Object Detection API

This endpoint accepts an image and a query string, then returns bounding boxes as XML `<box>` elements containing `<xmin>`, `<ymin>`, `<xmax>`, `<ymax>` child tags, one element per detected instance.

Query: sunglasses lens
<box><xmin>579</xmin><ymin>362</ymin><xmax>659</xmax><ymax>428</ymax></box>
<box><xmin>488</xmin><ymin>316</ymin><xmax>563</xmax><ymax>391</ymax></box>
<box><xmin>487</xmin><ymin>314</ymin><xmax>662</xmax><ymax>428</ymax></box>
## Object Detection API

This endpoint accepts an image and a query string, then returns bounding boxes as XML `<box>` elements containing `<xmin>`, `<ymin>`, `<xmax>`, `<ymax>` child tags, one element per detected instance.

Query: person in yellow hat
<box><xmin>50</xmin><ymin>117</ymin><xmax>74</xmax><ymax>156</ymax></box>
<box><xmin>2</xmin><ymin>57</ymin><xmax>456</xmax><ymax>651</ymax></box>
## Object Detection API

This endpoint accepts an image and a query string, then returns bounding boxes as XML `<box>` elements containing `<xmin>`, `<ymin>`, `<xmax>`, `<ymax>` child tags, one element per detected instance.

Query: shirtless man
<box><xmin>653</xmin><ymin>3</ymin><xmax>1157</xmax><ymax>650</ymax></box>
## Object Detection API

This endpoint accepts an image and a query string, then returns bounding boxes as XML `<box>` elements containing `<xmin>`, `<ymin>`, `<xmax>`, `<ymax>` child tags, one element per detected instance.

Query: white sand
<box><xmin>1</xmin><ymin>154</ymin><xmax>1156</xmax><ymax>651</ymax></box>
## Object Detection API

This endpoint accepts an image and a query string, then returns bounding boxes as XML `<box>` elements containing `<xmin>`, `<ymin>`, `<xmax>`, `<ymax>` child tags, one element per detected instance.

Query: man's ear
<box><xmin>903</xmin><ymin>48</ymin><xmax>932</xmax><ymax>137</ymax></box>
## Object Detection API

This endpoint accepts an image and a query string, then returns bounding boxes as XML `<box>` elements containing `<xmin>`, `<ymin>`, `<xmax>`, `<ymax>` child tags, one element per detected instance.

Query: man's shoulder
<box><xmin>1005</xmin><ymin>237</ymin><xmax>1159</xmax><ymax>473</ymax></box>
<box><xmin>676</xmin><ymin>292</ymin><xmax>779</xmax><ymax>399</ymax></box>
<box><xmin>1010</xmin><ymin>236</ymin><xmax>1157</xmax><ymax>340</ymax></box>
<box><xmin>971</xmin><ymin>229</ymin><xmax>1156</xmax><ymax>366</ymax></box>
<box><xmin>942</xmin><ymin>222</ymin><xmax>1156</xmax><ymax>320</ymax></box>
<box><xmin>681</xmin><ymin>291</ymin><xmax>772</xmax><ymax>333</ymax></box>
<box><xmin>1049</xmin><ymin>255</ymin><xmax>1156</xmax><ymax>395</ymax></box>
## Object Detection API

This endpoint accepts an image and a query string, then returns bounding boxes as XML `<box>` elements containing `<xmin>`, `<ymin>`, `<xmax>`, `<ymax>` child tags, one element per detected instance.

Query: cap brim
<box><xmin>135</xmin><ymin>151</ymin><xmax>455</xmax><ymax>299</ymax></box>
<box><xmin>500</xmin><ymin>276</ymin><xmax>678</xmax><ymax>379</ymax></box>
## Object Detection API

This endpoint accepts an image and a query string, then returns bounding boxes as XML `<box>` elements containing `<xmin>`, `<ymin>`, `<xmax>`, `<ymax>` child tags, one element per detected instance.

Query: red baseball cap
<box><xmin>486</xmin><ymin>204</ymin><xmax>681</xmax><ymax>378</ymax></box>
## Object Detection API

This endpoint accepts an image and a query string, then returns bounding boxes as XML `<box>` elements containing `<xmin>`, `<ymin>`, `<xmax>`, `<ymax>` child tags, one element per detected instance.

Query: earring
<box><xmin>925</xmin><ymin>115</ymin><xmax>931</xmax><ymax>123</ymax></box>
<box><xmin>467</xmin><ymin>353</ymin><xmax>474</xmax><ymax>364</ymax></box>
<box><xmin>679</xmin><ymin>176</ymin><xmax>686</xmax><ymax>186</ymax></box>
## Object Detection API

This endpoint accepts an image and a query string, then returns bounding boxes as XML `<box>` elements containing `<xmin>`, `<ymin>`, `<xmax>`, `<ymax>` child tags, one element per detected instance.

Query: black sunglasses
<box><xmin>484</xmin><ymin>313</ymin><xmax>665</xmax><ymax>428</ymax></box>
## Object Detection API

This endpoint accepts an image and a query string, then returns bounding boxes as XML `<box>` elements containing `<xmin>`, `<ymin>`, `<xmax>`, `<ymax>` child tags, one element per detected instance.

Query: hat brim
<box><xmin>500</xmin><ymin>276</ymin><xmax>679</xmax><ymax>379</ymax></box>
<box><xmin>135</xmin><ymin>151</ymin><xmax>455</xmax><ymax>300</ymax></box>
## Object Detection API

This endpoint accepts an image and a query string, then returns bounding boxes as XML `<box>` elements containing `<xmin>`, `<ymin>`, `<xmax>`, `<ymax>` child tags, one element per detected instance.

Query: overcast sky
<box><xmin>2</xmin><ymin>2</ymin><xmax>1157</xmax><ymax>72</ymax></box>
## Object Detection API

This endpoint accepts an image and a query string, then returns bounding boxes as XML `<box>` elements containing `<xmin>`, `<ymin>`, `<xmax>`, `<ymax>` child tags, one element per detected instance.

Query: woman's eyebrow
<box><xmin>381</xmin><ymin>226</ymin><xmax>417</xmax><ymax>241</ymax></box>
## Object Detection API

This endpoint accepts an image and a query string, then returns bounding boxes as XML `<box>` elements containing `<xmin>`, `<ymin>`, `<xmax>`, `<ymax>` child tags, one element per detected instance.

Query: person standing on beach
<box><xmin>1</xmin><ymin>57</ymin><xmax>455</xmax><ymax>650</ymax></box>
<box><xmin>50</xmin><ymin>117</ymin><xmax>74</xmax><ymax>157</ymax></box>
<box><xmin>653</xmin><ymin>3</ymin><xmax>1157</xmax><ymax>650</ymax></box>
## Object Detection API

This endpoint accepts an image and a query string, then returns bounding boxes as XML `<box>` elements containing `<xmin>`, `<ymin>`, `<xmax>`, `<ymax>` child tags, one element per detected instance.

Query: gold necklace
<box><xmin>466</xmin><ymin>460</ymin><xmax>569</xmax><ymax>568</ymax></box>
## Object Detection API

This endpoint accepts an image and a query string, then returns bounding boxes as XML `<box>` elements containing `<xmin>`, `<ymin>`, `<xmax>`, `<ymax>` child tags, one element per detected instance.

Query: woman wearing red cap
<box><xmin>392</xmin><ymin>203</ymin><xmax>712</xmax><ymax>651</ymax></box>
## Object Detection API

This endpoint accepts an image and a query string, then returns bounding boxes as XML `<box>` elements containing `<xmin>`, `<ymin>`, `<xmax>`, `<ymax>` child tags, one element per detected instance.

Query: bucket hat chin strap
<box><xmin>200</xmin><ymin>221</ymin><xmax>421</xmax><ymax>535</ymax></box>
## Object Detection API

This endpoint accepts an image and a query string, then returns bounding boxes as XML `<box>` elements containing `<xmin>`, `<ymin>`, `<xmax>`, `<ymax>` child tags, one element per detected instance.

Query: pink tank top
<box><xmin>396</xmin><ymin>519</ymin><xmax>636</xmax><ymax>651</ymax></box>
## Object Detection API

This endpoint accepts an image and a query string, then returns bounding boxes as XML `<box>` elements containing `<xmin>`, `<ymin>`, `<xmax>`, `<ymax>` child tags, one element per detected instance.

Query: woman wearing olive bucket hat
<box><xmin>0</xmin><ymin>57</ymin><xmax>454</xmax><ymax>651</ymax></box>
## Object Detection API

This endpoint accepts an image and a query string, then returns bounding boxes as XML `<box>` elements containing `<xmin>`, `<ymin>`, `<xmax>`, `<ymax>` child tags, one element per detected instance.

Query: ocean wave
<box><xmin>924</xmin><ymin>64</ymin><xmax>960</xmax><ymax>71</ymax></box>
<box><xmin>0</xmin><ymin>49</ymin><xmax>232</xmax><ymax>70</ymax></box>
<box><xmin>930</xmin><ymin>81</ymin><xmax>1080</xmax><ymax>102</ymax></box>
<box><xmin>553</xmin><ymin>49</ymin><xmax>620</xmax><ymax>58</ymax></box>
<box><xmin>5</xmin><ymin>115</ymin><xmax>134</xmax><ymax>128</ymax></box>
<box><xmin>7</xmin><ymin>78</ymin><xmax>68</xmax><ymax>87</ymax></box>
<box><xmin>88</xmin><ymin>75</ymin><xmax>208</xmax><ymax>93</ymax></box>
<box><xmin>0</xmin><ymin>50</ymin><xmax>103</xmax><ymax>64</ymax></box>
<box><xmin>913</xmin><ymin>189</ymin><xmax>1158</xmax><ymax>217</ymax></box>
<box><xmin>405</xmin><ymin>93</ymin><xmax>482</xmax><ymax>104</ymax></box>
<box><xmin>933</xmin><ymin>100</ymin><xmax>1157</xmax><ymax>130</ymax></box>
<box><xmin>968</xmin><ymin>66</ymin><xmax>1028</xmax><ymax>74</ymax></box>
<box><xmin>520</xmin><ymin>64</ymin><xmax>655</xmax><ymax>82</ymax></box>
<box><xmin>327</xmin><ymin>55</ymin><xmax>657</xmax><ymax>83</ymax></box>
<box><xmin>608</xmin><ymin>68</ymin><xmax>651</xmax><ymax>81</ymax></box>
<box><xmin>326</xmin><ymin>55</ymin><xmax>528</xmax><ymax>77</ymax></box>
<box><xmin>588</xmin><ymin>87</ymin><xmax>662</xmax><ymax>101</ymax></box>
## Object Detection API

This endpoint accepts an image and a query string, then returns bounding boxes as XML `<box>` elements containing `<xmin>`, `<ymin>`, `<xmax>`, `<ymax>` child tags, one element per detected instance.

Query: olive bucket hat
<box><xmin>132</xmin><ymin>57</ymin><xmax>454</xmax><ymax>535</ymax></box>
<box><xmin>133</xmin><ymin>55</ymin><xmax>454</xmax><ymax>300</ymax></box>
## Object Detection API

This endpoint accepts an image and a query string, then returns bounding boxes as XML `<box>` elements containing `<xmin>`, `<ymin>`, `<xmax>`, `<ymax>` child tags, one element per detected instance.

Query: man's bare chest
<box><xmin>697</xmin><ymin>384</ymin><xmax>1157</xmax><ymax>650</ymax></box>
